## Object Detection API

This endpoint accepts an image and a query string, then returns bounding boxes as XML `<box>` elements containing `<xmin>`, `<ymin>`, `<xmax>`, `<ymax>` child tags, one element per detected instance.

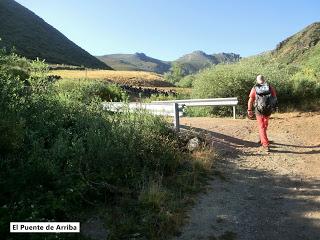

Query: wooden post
<box><xmin>233</xmin><ymin>105</ymin><xmax>236</xmax><ymax>119</ymax></box>
<box><xmin>173</xmin><ymin>103</ymin><xmax>180</xmax><ymax>132</ymax></box>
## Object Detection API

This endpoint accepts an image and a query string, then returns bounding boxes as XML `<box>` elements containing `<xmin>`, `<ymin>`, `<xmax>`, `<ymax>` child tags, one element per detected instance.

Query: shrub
<box><xmin>191</xmin><ymin>54</ymin><xmax>320</xmax><ymax>115</ymax></box>
<box><xmin>0</xmin><ymin>112</ymin><xmax>24</xmax><ymax>155</ymax></box>
<box><xmin>54</xmin><ymin>78</ymin><xmax>126</xmax><ymax>103</ymax></box>
<box><xmin>176</xmin><ymin>74</ymin><xmax>195</xmax><ymax>88</ymax></box>
<box><xmin>164</xmin><ymin>62</ymin><xmax>189</xmax><ymax>84</ymax></box>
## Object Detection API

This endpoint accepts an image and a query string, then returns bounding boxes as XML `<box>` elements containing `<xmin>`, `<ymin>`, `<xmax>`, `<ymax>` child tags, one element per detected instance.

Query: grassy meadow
<box><xmin>50</xmin><ymin>69</ymin><xmax>174</xmax><ymax>87</ymax></box>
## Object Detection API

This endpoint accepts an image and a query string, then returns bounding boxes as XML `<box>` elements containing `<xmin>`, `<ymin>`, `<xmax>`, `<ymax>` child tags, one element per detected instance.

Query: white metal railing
<box><xmin>102</xmin><ymin>98</ymin><xmax>238</xmax><ymax>131</ymax></box>
<box><xmin>152</xmin><ymin>97</ymin><xmax>238</xmax><ymax>122</ymax></box>
<box><xmin>102</xmin><ymin>102</ymin><xmax>183</xmax><ymax>117</ymax></box>
<box><xmin>152</xmin><ymin>97</ymin><xmax>238</xmax><ymax>106</ymax></box>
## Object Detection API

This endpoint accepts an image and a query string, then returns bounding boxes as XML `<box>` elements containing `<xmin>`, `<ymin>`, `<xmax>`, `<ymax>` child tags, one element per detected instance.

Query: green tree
<box><xmin>164</xmin><ymin>62</ymin><xmax>189</xmax><ymax>84</ymax></box>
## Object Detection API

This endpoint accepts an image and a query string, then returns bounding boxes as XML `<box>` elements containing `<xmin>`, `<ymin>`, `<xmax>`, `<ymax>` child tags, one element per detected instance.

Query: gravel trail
<box><xmin>175</xmin><ymin>112</ymin><xmax>320</xmax><ymax>240</ymax></box>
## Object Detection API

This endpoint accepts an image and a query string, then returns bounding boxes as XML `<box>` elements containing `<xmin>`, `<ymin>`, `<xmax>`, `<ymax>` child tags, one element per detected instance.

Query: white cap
<box><xmin>256</xmin><ymin>75</ymin><xmax>265</xmax><ymax>84</ymax></box>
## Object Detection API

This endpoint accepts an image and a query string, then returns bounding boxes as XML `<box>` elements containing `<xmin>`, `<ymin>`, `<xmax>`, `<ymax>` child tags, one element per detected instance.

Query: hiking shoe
<box><xmin>263</xmin><ymin>146</ymin><xmax>270</xmax><ymax>152</ymax></box>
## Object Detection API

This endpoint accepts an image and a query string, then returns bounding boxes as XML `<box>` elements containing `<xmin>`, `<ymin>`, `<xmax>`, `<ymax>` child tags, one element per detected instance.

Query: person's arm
<box><xmin>270</xmin><ymin>85</ymin><xmax>277</xmax><ymax>97</ymax></box>
<box><xmin>248</xmin><ymin>97</ymin><xmax>254</xmax><ymax>110</ymax></box>
<box><xmin>270</xmin><ymin>85</ymin><xmax>278</xmax><ymax>109</ymax></box>
<box><xmin>247</xmin><ymin>88</ymin><xmax>255</xmax><ymax>118</ymax></box>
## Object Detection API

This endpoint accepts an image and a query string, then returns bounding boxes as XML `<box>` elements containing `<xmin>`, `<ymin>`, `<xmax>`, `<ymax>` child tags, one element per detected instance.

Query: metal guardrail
<box><xmin>102</xmin><ymin>102</ymin><xmax>183</xmax><ymax>117</ymax></box>
<box><xmin>152</xmin><ymin>97</ymin><xmax>238</xmax><ymax>106</ymax></box>
<box><xmin>152</xmin><ymin>97</ymin><xmax>239</xmax><ymax>121</ymax></box>
<box><xmin>102</xmin><ymin>97</ymin><xmax>238</xmax><ymax>131</ymax></box>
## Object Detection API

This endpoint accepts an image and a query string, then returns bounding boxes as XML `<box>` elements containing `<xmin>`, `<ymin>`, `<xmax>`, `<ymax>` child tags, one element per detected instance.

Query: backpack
<box><xmin>254</xmin><ymin>83</ymin><xmax>277</xmax><ymax>116</ymax></box>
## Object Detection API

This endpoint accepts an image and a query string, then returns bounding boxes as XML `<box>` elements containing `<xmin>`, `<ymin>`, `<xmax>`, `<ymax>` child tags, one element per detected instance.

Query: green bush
<box><xmin>191</xmin><ymin>54</ymin><xmax>320</xmax><ymax>116</ymax></box>
<box><xmin>0</xmin><ymin>112</ymin><xmax>24</xmax><ymax>155</ymax></box>
<box><xmin>164</xmin><ymin>62</ymin><xmax>190</xmax><ymax>84</ymax></box>
<box><xmin>0</xmin><ymin>50</ymin><xmax>210</xmax><ymax>239</ymax></box>
<box><xmin>176</xmin><ymin>74</ymin><xmax>195</xmax><ymax>88</ymax></box>
<box><xmin>54</xmin><ymin>78</ymin><xmax>127</xmax><ymax>103</ymax></box>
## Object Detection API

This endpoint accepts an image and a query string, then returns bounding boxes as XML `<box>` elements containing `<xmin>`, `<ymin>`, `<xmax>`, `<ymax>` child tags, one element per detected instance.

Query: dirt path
<box><xmin>175</xmin><ymin>112</ymin><xmax>320</xmax><ymax>240</ymax></box>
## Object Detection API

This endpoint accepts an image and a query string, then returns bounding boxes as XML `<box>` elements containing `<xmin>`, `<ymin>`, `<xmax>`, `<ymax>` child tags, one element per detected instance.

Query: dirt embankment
<box><xmin>175</xmin><ymin>112</ymin><xmax>320</xmax><ymax>240</ymax></box>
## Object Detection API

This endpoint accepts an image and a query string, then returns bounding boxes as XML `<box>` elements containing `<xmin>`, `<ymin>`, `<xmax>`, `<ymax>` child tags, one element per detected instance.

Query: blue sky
<box><xmin>16</xmin><ymin>0</ymin><xmax>320</xmax><ymax>61</ymax></box>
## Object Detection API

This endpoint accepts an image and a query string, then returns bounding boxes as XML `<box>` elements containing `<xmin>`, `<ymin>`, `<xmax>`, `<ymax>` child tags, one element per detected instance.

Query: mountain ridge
<box><xmin>97</xmin><ymin>51</ymin><xmax>241</xmax><ymax>74</ymax></box>
<box><xmin>97</xmin><ymin>52</ymin><xmax>171</xmax><ymax>73</ymax></box>
<box><xmin>174</xmin><ymin>51</ymin><xmax>241</xmax><ymax>74</ymax></box>
<box><xmin>0</xmin><ymin>0</ymin><xmax>111</xmax><ymax>69</ymax></box>
<box><xmin>272</xmin><ymin>22</ymin><xmax>320</xmax><ymax>64</ymax></box>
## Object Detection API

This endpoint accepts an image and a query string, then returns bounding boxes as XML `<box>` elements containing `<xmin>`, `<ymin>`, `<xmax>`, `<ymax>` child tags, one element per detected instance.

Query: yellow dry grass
<box><xmin>50</xmin><ymin>70</ymin><xmax>173</xmax><ymax>87</ymax></box>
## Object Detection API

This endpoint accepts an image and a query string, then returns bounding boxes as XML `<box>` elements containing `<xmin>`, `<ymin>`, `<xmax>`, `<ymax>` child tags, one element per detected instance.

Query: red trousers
<box><xmin>256</xmin><ymin>115</ymin><xmax>270</xmax><ymax>147</ymax></box>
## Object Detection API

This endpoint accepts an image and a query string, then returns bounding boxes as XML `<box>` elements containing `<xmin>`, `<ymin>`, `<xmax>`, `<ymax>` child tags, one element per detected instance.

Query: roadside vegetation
<box><xmin>190</xmin><ymin>53</ymin><xmax>320</xmax><ymax>116</ymax></box>
<box><xmin>0</xmin><ymin>50</ymin><xmax>215</xmax><ymax>239</ymax></box>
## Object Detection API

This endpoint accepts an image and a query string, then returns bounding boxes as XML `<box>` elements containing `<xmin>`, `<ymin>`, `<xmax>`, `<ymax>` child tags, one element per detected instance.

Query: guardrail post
<box><xmin>173</xmin><ymin>103</ymin><xmax>180</xmax><ymax>132</ymax></box>
<box><xmin>233</xmin><ymin>106</ymin><xmax>236</xmax><ymax>119</ymax></box>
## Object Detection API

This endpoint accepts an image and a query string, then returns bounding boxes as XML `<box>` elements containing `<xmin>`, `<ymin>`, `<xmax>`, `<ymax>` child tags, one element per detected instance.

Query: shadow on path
<box><xmin>176</xmin><ymin>125</ymin><xmax>320</xmax><ymax>240</ymax></box>
<box><xmin>181</xmin><ymin>125</ymin><xmax>258</xmax><ymax>159</ymax></box>
<box><xmin>181</xmin><ymin>125</ymin><xmax>320</xmax><ymax>155</ymax></box>
<box><xmin>273</xmin><ymin>142</ymin><xmax>320</xmax><ymax>149</ymax></box>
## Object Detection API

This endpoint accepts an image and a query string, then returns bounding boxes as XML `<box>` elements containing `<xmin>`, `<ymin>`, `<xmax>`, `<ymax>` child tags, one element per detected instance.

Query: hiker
<box><xmin>247</xmin><ymin>75</ymin><xmax>277</xmax><ymax>151</ymax></box>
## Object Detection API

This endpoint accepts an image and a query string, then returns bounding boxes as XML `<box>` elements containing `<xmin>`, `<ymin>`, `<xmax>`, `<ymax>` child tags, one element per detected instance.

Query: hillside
<box><xmin>272</xmin><ymin>22</ymin><xmax>320</xmax><ymax>67</ymax></box>
<box><xmin>97</xmin><ymin>52</ymin><xmax>170</xmax><ymax>73</ymax></box>
<box><xmin>190</xmin><ymin>22</ymin><xmax>320</xmax><ymax>115</ymax></box>
<box><xmin>0</xmin><ymin>0</ymin><xmax>111</xmax><ymax>69</ymax></box>
<box><xmin>97</xmin><ymin>51</ymin><xmax>241</xmax><ymax>74</ymax></box>
<box><xmin>174</xmin><ymin>51</ymin><xmax>241</xmax><ymax>74</ymax></box>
